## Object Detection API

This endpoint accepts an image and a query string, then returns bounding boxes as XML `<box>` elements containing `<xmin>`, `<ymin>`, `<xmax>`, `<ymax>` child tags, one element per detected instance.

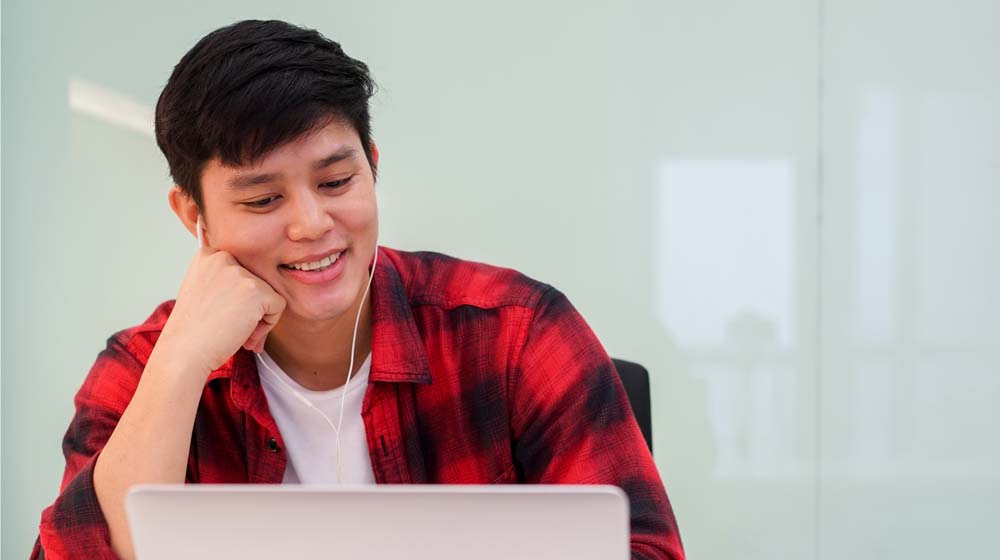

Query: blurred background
<box><xmin>3</xmin><ymin>0</ymin><xmax>999</xmax><ymax>558</ymax></box>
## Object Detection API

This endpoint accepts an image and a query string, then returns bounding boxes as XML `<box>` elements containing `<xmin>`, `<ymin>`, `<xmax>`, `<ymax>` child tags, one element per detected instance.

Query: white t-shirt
<box><xmin>256</xmin><ymin>351</ymin><xmax>376</xmax><ymax>485</ymax></box>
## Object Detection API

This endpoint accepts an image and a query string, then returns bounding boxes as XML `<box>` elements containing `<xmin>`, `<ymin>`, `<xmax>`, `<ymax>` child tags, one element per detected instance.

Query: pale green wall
<box><xmin>3</xmin><ymin>1</ymin><xmax>999</xmax><ymax>558</ymax></box>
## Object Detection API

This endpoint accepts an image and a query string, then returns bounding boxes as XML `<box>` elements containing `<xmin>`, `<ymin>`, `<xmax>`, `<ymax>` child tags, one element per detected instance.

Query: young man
<box><xmin>33</xmin><ymin>20</ymin><xmax>684</xmax><ymax>560</ymax></box>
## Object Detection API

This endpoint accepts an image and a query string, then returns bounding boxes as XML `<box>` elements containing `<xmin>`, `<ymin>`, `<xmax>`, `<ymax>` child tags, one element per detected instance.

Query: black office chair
<box><xmin>611</xmin><ymin>358</ymin><xmax>653</xmax><ymax>456</ymax></box>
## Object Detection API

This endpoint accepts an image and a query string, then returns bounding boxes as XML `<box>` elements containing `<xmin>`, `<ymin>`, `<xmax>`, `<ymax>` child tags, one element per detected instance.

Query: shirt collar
<box><xmin>210</xmin><ymin>247</ymin><xmax>433</xmax><ymax>408</ymax></box>
<box><xmin>366</xmin><ymin>247</ymin><xmax>433</xmax><ymax>384</ymax></box>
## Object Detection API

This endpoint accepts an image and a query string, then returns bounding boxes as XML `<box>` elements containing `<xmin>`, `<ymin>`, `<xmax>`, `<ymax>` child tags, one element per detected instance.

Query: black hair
<box><xmin>154</xmin><ymin>19</ymin><xmax>377</xmax><ymax>210</ymax></box>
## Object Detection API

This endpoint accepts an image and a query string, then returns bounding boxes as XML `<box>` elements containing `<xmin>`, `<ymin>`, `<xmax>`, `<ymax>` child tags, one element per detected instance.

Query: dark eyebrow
<box><xmin>226</xmin><ymin>146</ymin><xmax>360</xmax><ymax>190</ymax></box>
<box><xmin>313</xmin><ymin>146</ymin><xmax>359</xmax><ymax>170</ymax></box>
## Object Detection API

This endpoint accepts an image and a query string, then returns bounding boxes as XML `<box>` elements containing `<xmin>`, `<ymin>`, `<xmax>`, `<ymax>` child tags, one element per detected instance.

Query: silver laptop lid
<box><xmin>126</xmin><ymin>484</ymin><xmax>630</xmax><ymax>560</ymax></box>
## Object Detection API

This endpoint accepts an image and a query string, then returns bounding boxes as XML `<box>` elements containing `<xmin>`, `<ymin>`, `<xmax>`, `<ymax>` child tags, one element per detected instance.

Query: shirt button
<box><xmin>267</xmin><ymin>438</ymin><xmax>280</xmax><ymax>453</ymax></box>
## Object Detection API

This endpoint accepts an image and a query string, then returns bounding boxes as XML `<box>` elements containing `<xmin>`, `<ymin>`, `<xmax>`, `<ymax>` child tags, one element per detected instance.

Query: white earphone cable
<box><xmin>255</xmin><ymin>245</ymin><xmax>377</xmax><ymax>483</ymax></box>
<box><xmin>200</xmin><ymin>215</ymin><xmax>379</xmax><ymax>483</ymax></box>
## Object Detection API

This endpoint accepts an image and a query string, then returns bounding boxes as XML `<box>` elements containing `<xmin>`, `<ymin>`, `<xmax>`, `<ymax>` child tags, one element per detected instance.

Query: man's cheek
<box><xmin>228</xmin><ymin>249</ymin><xmax>279</xmax><ymax>285</ymax></box>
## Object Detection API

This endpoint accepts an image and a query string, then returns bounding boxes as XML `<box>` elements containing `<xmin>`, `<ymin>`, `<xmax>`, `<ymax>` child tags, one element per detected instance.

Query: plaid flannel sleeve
<box><xmin>33</xmin><ymin>336</ymin><xmax>145</xmax><ymax>560</ymax></box>
<box><xmin>511</xmin><ymin>287</ymin><xmax>685</xmax><ymax>560</ymax></box>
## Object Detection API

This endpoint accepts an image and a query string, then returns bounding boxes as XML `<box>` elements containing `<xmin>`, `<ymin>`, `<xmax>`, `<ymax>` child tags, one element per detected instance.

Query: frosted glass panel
<box><xmin>822</xmin><ymin>0</ymin><xmax>1000</xmax><ymax>557</ymax></box>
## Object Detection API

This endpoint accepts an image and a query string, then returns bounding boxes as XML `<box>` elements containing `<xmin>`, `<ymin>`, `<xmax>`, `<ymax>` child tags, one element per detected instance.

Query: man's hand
<box><xmin>157</xmin><ymin>245</ymin><xmax>287</xmax><ymax>375</ymax></box>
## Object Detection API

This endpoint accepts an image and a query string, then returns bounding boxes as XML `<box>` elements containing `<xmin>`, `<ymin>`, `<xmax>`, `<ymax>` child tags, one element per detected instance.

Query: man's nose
<box><xmin>286</xmin><ymin>191</ymin><xmax>334</xmax><ymax>241</ymax></box>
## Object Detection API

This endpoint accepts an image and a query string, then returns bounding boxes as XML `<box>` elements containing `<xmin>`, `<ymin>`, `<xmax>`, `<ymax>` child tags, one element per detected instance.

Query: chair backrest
<box><xmin>611</xmin><ymin>358</ymin><xmax>653</xmax><ymax>455</ymax></box>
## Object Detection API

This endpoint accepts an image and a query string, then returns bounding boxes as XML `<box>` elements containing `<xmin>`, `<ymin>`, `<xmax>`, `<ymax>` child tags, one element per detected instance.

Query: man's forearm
<box><xmin>93</xmin><ymin>345</ymin><xmax>209</xmax><ymax>560</ymax></box>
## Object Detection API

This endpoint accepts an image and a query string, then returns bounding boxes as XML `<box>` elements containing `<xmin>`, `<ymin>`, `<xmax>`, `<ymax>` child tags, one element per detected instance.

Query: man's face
<box><xmin>198</xmin><ymin>120</ymin><xmax>378</xmax><ymax>324</ymax></box>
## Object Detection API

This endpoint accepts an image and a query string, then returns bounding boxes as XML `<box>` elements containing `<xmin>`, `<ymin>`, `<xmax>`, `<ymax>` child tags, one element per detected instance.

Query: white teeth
<box><xmin>287</xmin><ymin>251</ymin><xmax>342</xmax><ymax>271</ymax></box>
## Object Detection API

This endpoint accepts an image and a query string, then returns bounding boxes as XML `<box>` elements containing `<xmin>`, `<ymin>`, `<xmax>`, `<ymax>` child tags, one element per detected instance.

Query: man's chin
<box><xmin>283</xmin><ymin>299</ymin><xmax>356</xmax><ymax>325</ymax></box>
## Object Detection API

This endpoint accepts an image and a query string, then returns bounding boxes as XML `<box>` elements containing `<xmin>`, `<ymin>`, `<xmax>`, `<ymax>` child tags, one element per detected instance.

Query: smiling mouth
<box><xmin>280</xmin><ymin>250</ymin><xmax>345</xmax><ymax>272</ymax></box>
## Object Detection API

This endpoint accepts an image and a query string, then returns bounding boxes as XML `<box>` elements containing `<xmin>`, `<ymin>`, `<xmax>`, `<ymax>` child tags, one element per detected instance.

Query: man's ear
<box><xmin>168</xmin><ymin>185</ymin><xmax>201</xmax><ymax>241</ymax></box>
<box><xmin>370</xmin><ymin>140</ymin><xmax>380</xmax><ymax>171</ymax></box>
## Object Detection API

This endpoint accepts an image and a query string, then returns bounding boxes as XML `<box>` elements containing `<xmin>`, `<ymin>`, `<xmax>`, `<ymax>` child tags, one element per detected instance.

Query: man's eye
<box><xmin>244</xmin><ymin>196</ymin><xmax>278</xmax><ymax>208</ymax></box>
<box><xmin>321</xmin><ymin>176</ymin><xmax>352</xmax><ymax>189</ymax></box>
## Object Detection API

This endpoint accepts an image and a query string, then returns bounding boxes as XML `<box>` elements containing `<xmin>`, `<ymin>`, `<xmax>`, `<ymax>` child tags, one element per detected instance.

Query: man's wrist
<box><xmin>146</xmin><ymin>338</ymin><xmax>213</xmax><ymax>382</ymax></box>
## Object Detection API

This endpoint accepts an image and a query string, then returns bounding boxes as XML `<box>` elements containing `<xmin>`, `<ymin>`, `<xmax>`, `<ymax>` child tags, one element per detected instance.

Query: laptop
<box><xmin>126</xmin><ymin>484</ymin><xmax>630</xmax><ymax>560</ymax></box>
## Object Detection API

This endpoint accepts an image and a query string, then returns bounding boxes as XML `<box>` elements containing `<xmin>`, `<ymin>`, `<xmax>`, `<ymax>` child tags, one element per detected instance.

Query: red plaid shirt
<box><xmin>33</xmin><ymin>247</ymin><xmax>684</xmax><ymax>559</ymax></box>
